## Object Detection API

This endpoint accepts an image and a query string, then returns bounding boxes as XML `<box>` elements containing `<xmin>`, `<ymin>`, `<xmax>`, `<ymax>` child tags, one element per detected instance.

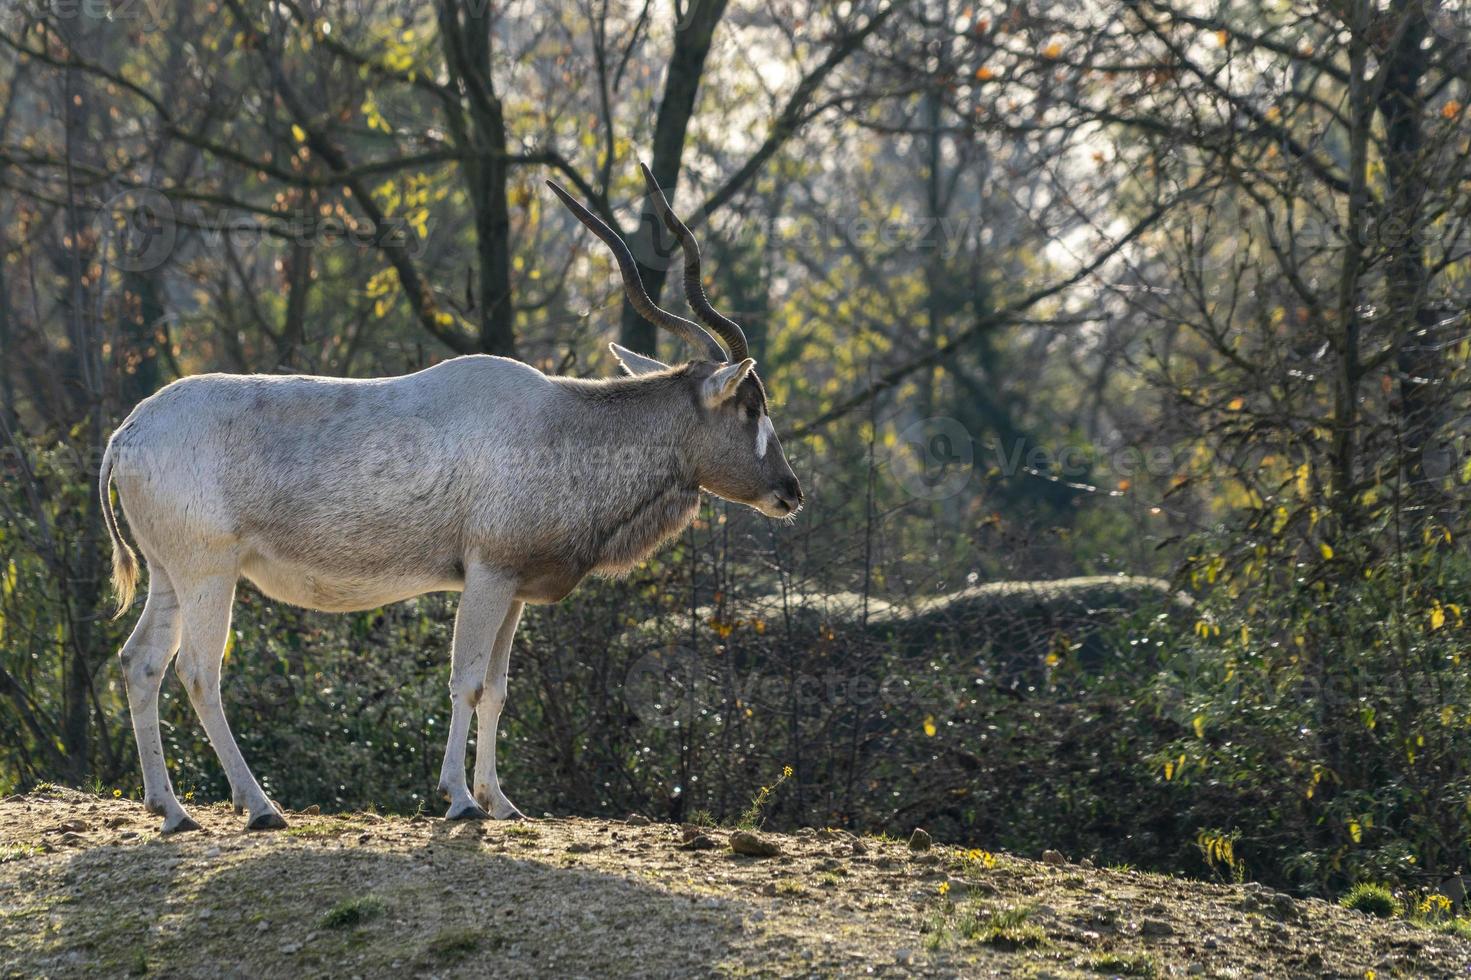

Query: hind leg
<box><xmin>473</xmin><ymin>600</ymin><xmax>524</xmax><ymax>819</ymax></box>
<box><xmin>174</xmin><ymin>572</ymin><xmax>286</xmax><ymax>831</ymax></box>
<box><xmin>120</xmin><ymin>572</ymin><xmax>195</xmax><ymax>833</ymax></box>
<box><xmin>438</xmin><ymin>564</ymin><xmax>515</xmax><ymax>820</ymax></box>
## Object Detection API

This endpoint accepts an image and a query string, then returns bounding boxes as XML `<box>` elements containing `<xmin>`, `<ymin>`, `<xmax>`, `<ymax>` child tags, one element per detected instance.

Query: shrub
<box><xmin>1339</xmin><ymin>883</ymin><xmax>1402</xmax><ymax>919</ymax></box>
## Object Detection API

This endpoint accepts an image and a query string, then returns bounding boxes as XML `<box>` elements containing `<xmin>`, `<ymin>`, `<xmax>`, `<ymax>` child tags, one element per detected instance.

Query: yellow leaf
<box><xmin>1431</xmin><ymin>604</ymin><xmax>1446</xmax><ymax>631</ymax></box>
<box><xmin>975</xmin><ymin>66</ymin><xmax>994</xmax><ymax>81</ymax></box>
<box><xmin>1192</xmin><ymin>715</ymin><xmax>1205</xmax><ymax>738</ymax></box>
<box><xmin>1216</xmin><ymin>29</ymin><xmax>1228</xmax><ymax>47</ymax></box>
<box><xmin>290</xmin><ymin>124</ymin><xmax>308</xmax><ymax>144</ymax></box>
<box><xmin>923</xmin><ymin>715</ymin><xmax>937</xmax><ymax>737</ymax></box>
<box><xmin>1227</xmin><ymin>396</ymin><xmax>1245</xmax><ymax>411</ymax></box>
<box><xmin>1348</xmin><ymin>819</ymin><xmax>1361</xmax><ymax>843</ymax></box>
<box><xmin>1042</xmin><ymin>42</ymin><xmax>1062</xmax><ymax>59</ymax></box>
<box><xmin>1319</xmin><ymin>543</ymin><xmax>1334</xmax><ymax>560</ymax></box>
<box><xmin>1445</xmin><ymin>100</ymin><xmax>1463</xmax><ymax>120</ymax></box>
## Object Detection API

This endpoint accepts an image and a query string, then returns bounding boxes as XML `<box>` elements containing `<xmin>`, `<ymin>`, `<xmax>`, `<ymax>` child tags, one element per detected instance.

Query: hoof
<box><xmin>246</xmin><ymin>810</ymin><xmax>288</xmax><ymax>832</ymax></box>
<box><xmin>161</xmin><ymin>814</ymin><xmax>201</xmax><ymax>835</ymax></box>
<box><xmin>445</xmin><ymin>801</ymin><xmax>490</xmax><ymax>821</ymax></box>
<box><xmin>492</xmin><ymin>803</ymin><xmax>527</xmax><ymax>821</ymax></box>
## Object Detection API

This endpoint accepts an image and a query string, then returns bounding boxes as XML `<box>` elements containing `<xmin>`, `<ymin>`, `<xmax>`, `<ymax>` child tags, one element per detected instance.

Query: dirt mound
<box><xmin>1</xmin><ymin>787</ymin><xmax>1466</xmax><ymax>977</ymax></box>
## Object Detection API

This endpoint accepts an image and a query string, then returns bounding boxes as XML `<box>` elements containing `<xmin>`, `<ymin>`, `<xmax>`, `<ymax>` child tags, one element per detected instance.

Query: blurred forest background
<box><xmin>4</xmin><ymin>0</ymin><xmax>1471</xmax><ymax>902</ymax></box>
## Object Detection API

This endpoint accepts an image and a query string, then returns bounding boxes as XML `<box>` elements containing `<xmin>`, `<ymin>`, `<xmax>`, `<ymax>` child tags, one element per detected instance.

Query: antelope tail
<box><xmin>99</xmin><ymin>438</ymin><xmax>138</xmax><ymax>619</ymax></box>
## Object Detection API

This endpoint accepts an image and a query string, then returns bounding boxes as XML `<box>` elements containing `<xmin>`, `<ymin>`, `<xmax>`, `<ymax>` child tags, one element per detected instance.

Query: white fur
<box><xmin>757</xmin><ymin>415</ymin><xmax>775</xmax><ymax>459</ymax></box>
<box><xmin>100</xmin><ymin>353</ymin><xmax>801</xmax><ymax>832</ymax></box>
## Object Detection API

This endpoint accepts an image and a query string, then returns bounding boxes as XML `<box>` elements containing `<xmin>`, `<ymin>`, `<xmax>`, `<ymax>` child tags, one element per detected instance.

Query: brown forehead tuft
<box><xmin>683</xmin><ymin>361</ymin><xmax>769</xmax><ymax>413</ymax></box>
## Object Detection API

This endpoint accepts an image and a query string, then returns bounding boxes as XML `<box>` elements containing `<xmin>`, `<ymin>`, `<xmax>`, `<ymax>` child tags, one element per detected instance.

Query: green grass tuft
<box><xmin>426</xmin><ymin>927</ymin><xmax>483</xmax><ymax>961</ymax></box>
<box><xmin>1339</xmin><ymin>882</ymin><xmax>1402</xmax><ymax>919</ymax></box>
<box><xmin>1088</xmin><ymin>951</ymin><xmax>1159</xmax><ymax>976</ymax></box>
<box><xmin>320</xmin><ymin>895</ymin><xmax>385</xmax><ymax>929</ymax></box>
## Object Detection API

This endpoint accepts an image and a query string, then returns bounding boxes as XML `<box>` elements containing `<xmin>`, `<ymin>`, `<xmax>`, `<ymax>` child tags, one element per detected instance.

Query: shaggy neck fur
<box><xmin>549</xmin><ymin>367</ymin><xmax>705</xmax><ymax>574</ymax></box>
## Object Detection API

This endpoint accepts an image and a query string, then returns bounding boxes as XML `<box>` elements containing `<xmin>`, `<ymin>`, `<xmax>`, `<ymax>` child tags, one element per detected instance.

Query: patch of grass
<box><xmin>817</xmin><ymin>872</ymin><xmax>844</xmax><ymax>887</ymax></box>
<box><xmin>1088</xmin><ymin>951</ymin><xmax>1158</xmax><ymax>976</ymax></box>
<box><xmin>320</xmin><ymin>895</ymin><xmax>385</xmax><ymax>929</ymax></box>
<box><xmin>928</xmin><ymin>899</ymin><xmax>1047</xmax><ymax>951</ymax></box>
<box><xmin>0</xmin><ymin>843</ymin><xmax>43</xmax><ymax>863</ymax></box>
<box><xmin>286</xmin><ymin>822</ymin><xmax>339</xmax><ymax>839</ymax></box>
<box><xmin>971</xmin><ymin>907</ymin><xmax>1047</xmax><ymax>950</ymax></box>
<box><xmin>128</xmin><ymin>950</ymin><xmax>149</xmax><ymax>976</ymax></box>
<box><xmin>1429</xmin><ymin>918</ymin><xmax>1471</xmax><ymax>940</ymax></box>
<box><xmin>425</xmin><ymin>927</ymin><xmax>482</xmax><ymax>962</ymax></box>
<box><xmin>774</xmin><ymin>878</ymin><xmax>808</xmax><ymax>896</ymax></box>
<box><xmin>687</xmin><ymin>808</ymin><xmax>718</xmax><ymax>828</ymax></box>
<box><xmin>1339</xmin><ymin>882</ymin><xmax>1402</xmax><ymax>919</ymax></box>
<box><xmin>503</xmin><ymin>823</ymin><xmax>540</xmax><ymax>839</ymax></box>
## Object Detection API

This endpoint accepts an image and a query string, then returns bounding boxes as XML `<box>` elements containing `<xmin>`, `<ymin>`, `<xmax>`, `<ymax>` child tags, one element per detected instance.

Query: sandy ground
<box><xmin>1</xmin><ymin>787</ymin><xmax>1467</xmax><ymax>978</ymax></box>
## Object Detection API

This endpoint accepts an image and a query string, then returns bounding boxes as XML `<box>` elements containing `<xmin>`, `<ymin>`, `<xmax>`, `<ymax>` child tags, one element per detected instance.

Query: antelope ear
<box><xmin>609</xmin><ymin>342</ymin><xmax>668</xmax><ymax>376</ymax></box>
<box><xmin>702</xmin><ymin>358</ymin><xmax>756</xmax><ymax>406</ymax></box>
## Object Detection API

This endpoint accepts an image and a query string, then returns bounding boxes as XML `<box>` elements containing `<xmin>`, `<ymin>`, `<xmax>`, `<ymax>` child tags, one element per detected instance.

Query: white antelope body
<box><xmin>103</xmin><ymin>166</ymin><xmax>802</xmax><ymax>832</ymax></box>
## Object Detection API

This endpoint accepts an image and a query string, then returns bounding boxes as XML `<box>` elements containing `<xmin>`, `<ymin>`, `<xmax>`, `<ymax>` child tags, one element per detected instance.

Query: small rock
<box><xmin>59</xmin><ymin>833</ymin><xmax>85</xmax><ymax>847</ymax></box>
<box><xmin>895</xmin><ymin>948</ymin><xmax>914</xmax><ymax>966</ymax></box>
<box><xmin>1140</xmin><ymin>918</ymin><xmax>1174</xmax><ymax>937</ymax></box>
<box><xmin>279</xmin><ymin>942</ymin><xmax>300</xmax><ymax>955</ymax></box>
<box><xmin>360</xmin><ymin>813</ymin><xmax>385</xmax><ymax>824</ymax></box>
<box><xmin>624</xmin><ymin>813</ymin><xmax>651</xmax><ymax>826</ymax></box>
<box><xmin>357</xmin><ymin>833</ymin><xmax>372</xmax><ymax>844</ymax></box>
<box><xmin>1187</xmin><ymin>964</ymin><xmax>1205</xmax><ymax>975</ymax></box>
<box><xmin>300</xmin><ymin>804</ymin><xmax>320</xmax><ymax>816</ymax></box>
<box><xmin>204</xmin><ymin>847</ymin><xmax>221</xmax><ymax>859</ymax></box>
<box><xmin>730</xmin><ymin>831</ymin><xmax>781</xmax><ymax>857</ymax></box>
<box><xmin>678</xmin><ymin>834</ymin><xmax>718</xmax><ymax>851</ymax></box>
<box><xmin>256</xmin><ymin>921</ymin><xmax>270</xmax><ymax>933</ymax></box>
<box><xmin>105</xmin><ymin>816</ymin><xmax>128</xmax><ymax>829</ymax></box>
<box><xmin>1078</xmin><ymin>857</ymin><xmax>1095</xmax><ymax>869</ymax></box>
<box><xmin>566</xmin><ymin>842</ymin><xmax>596</xmax><ymax>854</ymax></box>
<box><xmin>1041</xmin><ymin>849</ymin><xmax>1066</xmax><ymax>866</ymax></box>
<box><xmin>907</xmin><ymin>828</ymin><xmax>932</xmax><ymax>851</ymax></box>
<box><xmin>850</xmin><ymin>838</ymin><xmax>869</xmax><ymax>856</ymax></box>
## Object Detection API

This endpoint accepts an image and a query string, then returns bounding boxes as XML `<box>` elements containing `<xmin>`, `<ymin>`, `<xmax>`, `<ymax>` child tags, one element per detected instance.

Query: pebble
<box><xmin>625</xmin><ymin>814</ymin><xmax>651</xmax><ymax>826</ymax></box>
<box><xmin>678</xmin><ymin>834</ymin><xmax>718</xmax><ymax>851</ymax></box>
<box><xmin>730</xmin><ymin>831</ymin><xmax>781</xmax><ymax>857</ymax></box>
<box><xmin>1041</xmin><ymin>849</ymin><xmax>1066</xmax><ymax>866</ymax></box>
<box><xmin>907</xmin><ymin>828</ymin><xmax>932</xmax><ymax>851</ymax></box>
<box><xmin>1141</xmin><ymin>918</ymin><xmax>1174</xmax><ymax>937</ymax></box>
<box><xmin>895</xmin><ymin>948</ymin><xmax>914</xmax><ymax>965</ymax></box>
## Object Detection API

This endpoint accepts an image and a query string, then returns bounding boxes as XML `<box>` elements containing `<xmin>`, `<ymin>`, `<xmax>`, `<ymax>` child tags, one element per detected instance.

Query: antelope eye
<box><xmin>744</xmin><ymin>406</ymin><xmax>760</xmax><ymax>422</ymax></box>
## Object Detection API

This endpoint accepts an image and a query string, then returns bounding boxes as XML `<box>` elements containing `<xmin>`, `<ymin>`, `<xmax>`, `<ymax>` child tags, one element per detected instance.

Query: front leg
<box><xmin>438</xmin><ymin>563</ymin><xmax>515</xmax><ymax>820</ymax></box>
<box><xmin>474</xmin><ymin>600</ymin><xmax>524</xmax><ymax>819</ymax></box>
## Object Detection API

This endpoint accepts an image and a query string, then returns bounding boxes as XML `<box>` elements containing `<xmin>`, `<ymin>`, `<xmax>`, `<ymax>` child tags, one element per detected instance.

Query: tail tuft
<box><xmin>110</xmin><ymin>540</ymin><xmax>138</xmax><ymax>620</ymax></box>
<box><xmin>99</xmin><ymin>439</ymin><xmax>139</xmax><ymax>619</ymax></box>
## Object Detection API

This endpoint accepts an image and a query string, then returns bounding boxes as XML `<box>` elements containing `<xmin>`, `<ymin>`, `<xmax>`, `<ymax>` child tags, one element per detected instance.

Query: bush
<box><xmin>1339</xmin><ymin>883</ymin><xmax>1402</xmax><ymax>919</ymax></box>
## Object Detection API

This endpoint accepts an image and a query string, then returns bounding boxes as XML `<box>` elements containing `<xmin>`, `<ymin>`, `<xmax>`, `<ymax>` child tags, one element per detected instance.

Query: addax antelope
<box><xmin>101</xmin><ymin>164</ymin><xmax>802</xmax><ymax>832</ymax></box>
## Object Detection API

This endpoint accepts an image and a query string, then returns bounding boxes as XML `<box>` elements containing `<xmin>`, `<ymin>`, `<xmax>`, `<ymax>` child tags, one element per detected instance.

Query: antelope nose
<box><xmin>781</xmin><ymin>477</ymin><xmax>803</xmax><ymax>507</ymax></box>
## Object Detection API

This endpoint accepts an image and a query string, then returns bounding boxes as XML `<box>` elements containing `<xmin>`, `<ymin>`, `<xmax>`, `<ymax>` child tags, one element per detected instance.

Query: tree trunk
<box><xmin>618</xmin><ymin>0</ymin><xmax>731</xmax><ymax>356</ymax></box>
